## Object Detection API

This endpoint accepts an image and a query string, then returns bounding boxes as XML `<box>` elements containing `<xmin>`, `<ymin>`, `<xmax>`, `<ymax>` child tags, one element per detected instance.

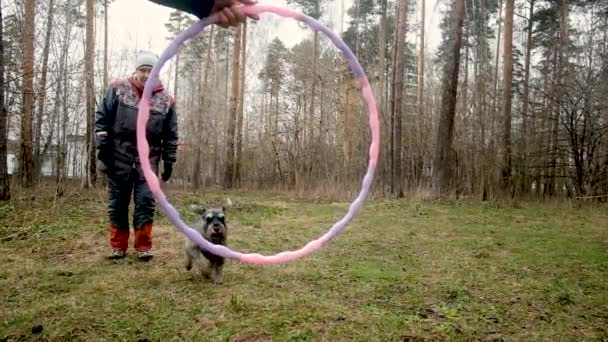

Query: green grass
<box><xmin>1</xmin><ymin>187</ymin><xmax>607</xmax><ymax>341</ymax></box>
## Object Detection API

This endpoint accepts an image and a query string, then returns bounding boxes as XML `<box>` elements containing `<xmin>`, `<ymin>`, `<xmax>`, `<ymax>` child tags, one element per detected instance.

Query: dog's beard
<box><xmin>205</xmin><ymin>230</ymin><xmax>226</xmax><ymax>244</ymax></box>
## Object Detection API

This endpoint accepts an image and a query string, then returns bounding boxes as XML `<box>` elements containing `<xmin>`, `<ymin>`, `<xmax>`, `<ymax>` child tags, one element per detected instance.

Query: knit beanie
<box><xmin>135</xmin><ymin>50</ymin><xmax>159</xmax><ymax>70</ymax></box>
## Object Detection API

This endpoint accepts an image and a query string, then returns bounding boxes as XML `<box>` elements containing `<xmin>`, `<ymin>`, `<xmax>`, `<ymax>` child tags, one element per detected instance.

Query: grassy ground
<box><xmin>0</xmin><ymin>186</ymin><xmax>607</xmax><ymax>341</ymax></box>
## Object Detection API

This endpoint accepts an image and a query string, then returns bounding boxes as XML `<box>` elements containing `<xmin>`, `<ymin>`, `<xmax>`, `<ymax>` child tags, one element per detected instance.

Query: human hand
<box><xmin>209</xmin><ymin>0</ymin><xmax>260</xmax><ymax>28</ymax></box>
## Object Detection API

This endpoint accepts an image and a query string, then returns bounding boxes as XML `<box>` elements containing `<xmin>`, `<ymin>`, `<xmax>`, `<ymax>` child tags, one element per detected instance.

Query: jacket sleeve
<box><xmin>162</xmin><ymin>102</ymin><xmax>179</xmax><ymax>164</ymax></box>
<box><xmin>95</xmin><ymin>85</ymin><xmax>117</xmax><ymax>141</ymax></box>
<box><xmin>148</xmin><ymin>0</ymin><xmax>216</xmax><ymax>19</ymax></box>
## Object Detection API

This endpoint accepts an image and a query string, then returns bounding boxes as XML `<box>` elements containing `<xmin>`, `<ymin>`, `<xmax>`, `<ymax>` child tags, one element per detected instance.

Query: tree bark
<box><xmin>0</xmin><ymin>0</ymin><xmax>10</xmax><ymax>200</ymax></box>
<box><xmin>56</xmin><ymin>0</ymin><xmax>71</xmax><ymax>197</ymax></box>
<box><xmin>548</xmin><ymin>0</ymin><xmax>569</xmax><ymax>196</ymax></box>
<box><xmin>431</xmin><ymin>0</ymin><xmax>466</xmax><ymax>197</ymax></box>
<box><xmin>19</xmin><ymin>0</ymin><xmax>36</xmax><ymax>188</ymax></box>
<box><xmin>104</xmin><ymin>0</ymin><xmax>109</xmax><ymax>88</ymax></box>
<box><xmin>34</xmin><ymin>0</ymin><xmax>55</xmax><ymax>178</ymax></box>
<box><xmin>235</xmin><ymin>22</ymin><xmax>246</xmax><ymax>186</ymax></box>
<box><xmin>83</xmin><ymin>0</ymin><xmax>96</xmax><ymax>188</ymax></box>
<box><xmin>521</xmin><ymin>0</ymin><xmax>535</xmax><ymax>193</ymax></box>
<box><xmin>390</xmin><ymin>0</ymin><xmax>408</xmax><ymax>197</ymax></box>
<box><xmin>192</xmin><ymin>27</ymin><xmax>214</xmax><ymax>189</ymax></box>
<box><xmin>493</xmin><ymin>0</ymin><xmax>503</xmax><ymax>119</ymax></box>
<box><xmin>501</xmin><ymin>0</ymin><xmax>514</xmax><ymax>192</ymax></box>
<box><xmin>417</xmin><ymin>0</ymin><xmax>425</xmax><ymax>117</ymax></box>
<box><xmin>224</xmin><ymin>26</ymin><xmax>241</xmax><ymax>188</ymax></box>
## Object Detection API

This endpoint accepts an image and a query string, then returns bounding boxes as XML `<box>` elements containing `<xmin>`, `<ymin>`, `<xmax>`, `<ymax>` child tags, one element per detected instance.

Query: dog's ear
<box><xmin>189</xmin><ymin>204</ymin><xmax>206</xmax><ymax>217</ymax></box>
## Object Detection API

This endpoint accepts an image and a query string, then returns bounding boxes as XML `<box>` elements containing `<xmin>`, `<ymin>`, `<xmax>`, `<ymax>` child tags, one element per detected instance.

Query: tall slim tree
<box><xmin>286</xmin><ymin>0</ymin><xmax>326</xmax><ymax>175</ymax></box>
<box><xmin>378</xmin><ymin>0</ymin><xmax>387</xmax><ymax>113</ymax></box>
<box><xmin>0</xmin><ymin>0</ymin><xmax>10</xmax><ymax>200</ymax></box>
<box><xmin>99</xmin><ymin>0</ymin><xmax>111</xmax><ymax>187</ymax></box>
<box><xmin>501</xmin><ymin>0</ymin><xmax>514</xmax><ymax>191</ymax></box>
<box><xmin>193</xmin><ymin>26</ymin><xmax>214</xmax><ymax>189</ymax></box>
<box><xmin>34</xmin><ymin>0</ymin><xmax>55</xmax><ymax>177</ymax></box>
<box><xmin>224</xmin><ymin>26</ymin><xmax>242</xmax><ymax>188</ymax></box>
<box><xmin>55</xmin><ymin>0</ymin><xmax>73</xmax><ymax>198</ymax></box>
<box><xmin>19</xmin><ymin>0</ymin><xmax>36</xmax><ymax>188</ymax></box>
<box><xmin>520</xmin><ymin>0</ymin><xmax>535</xmax><ymax>192</ymax></box>
<box><xmin>417</xmin><ymin>0</ymin><xmax>426</xmax><ymax>116</ymax></box>
<box><xmin>390</xmin><ymin>0</ymin><xmax>408</xmax><ymax>197</ymax></box>
<box><xmin>83</xmin><ymin>0</ymin><xmax>96</xmax><ymax>188</ymax></box>
<box><xmin>548</xmin><ymin>0</ymin><xmax>569</xmax><ymax>196</ymax></box>
<box><xmin>432</xmin><ymin>0</ymin><xmax>466</xmax><ymax>196</ymax></box>
<box><xmin>493</xmin><ymin>0</ymin><xmax>503</xmax><ymax>115</ymax></box>
<box><xmin>165</xmin><ymin>11</ymin><xmax>186</xmax><ymax>100</ymax></box>
<box><xmin>104</xmin><ymin>0</ymin><xmax>110</xmax><ymax>88</ymax></box>
<box><xmin>235</xmin><ymin>22</ymin><xmax>247</xmax><ymax>186</ymax></box>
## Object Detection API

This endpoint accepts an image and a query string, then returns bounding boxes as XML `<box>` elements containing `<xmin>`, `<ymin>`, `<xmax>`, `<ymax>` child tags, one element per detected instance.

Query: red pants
<box><xmin>110</xmin><ymin>222</ymin><xmax>153</xmax><ymax>251</ymax></box>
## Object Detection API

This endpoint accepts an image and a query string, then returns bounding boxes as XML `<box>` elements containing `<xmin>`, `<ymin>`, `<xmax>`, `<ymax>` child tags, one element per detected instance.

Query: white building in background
<box><xmin>6</xmin><ymin>134</ymin><xmax>87</xmax><ymax>178</ymax></box>
<box><xmin>65</xmin><ymin>134</ymin><xmax>87</xmax><ymax>178</ymax></box>
<box><xmin>6</xmin><ymin>140</ymin><xmax>17</xmax><ymax>175</ymax></box>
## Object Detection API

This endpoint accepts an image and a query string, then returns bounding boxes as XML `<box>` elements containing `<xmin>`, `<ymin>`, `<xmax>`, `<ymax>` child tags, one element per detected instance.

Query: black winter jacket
<box><xmin>95</xmin><ymin>78</ymin><xmax>178</xmax><ymax>179</ymax></box>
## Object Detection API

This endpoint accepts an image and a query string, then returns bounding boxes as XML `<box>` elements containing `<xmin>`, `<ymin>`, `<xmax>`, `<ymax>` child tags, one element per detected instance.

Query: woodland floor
<box><xmin>1</xmin><ymin>184</ymin><xmax>607</xmax><ymax>341</ymax></box>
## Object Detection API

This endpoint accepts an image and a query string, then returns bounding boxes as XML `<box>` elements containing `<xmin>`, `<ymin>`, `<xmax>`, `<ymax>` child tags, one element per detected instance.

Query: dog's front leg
<box><xmin>184</xmin><ymin>250</ymin><xmax>193</xmax><ymax>271</ymax></box>
<box><xmin>209</xmin><ymin>264</ymin><xmax>223</xmax><ymax>284</ymax></box>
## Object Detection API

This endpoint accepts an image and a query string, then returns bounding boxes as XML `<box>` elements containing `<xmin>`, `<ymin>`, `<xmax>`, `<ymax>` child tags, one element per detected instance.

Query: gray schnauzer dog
<box><xmin>184</xmin><ymin>205</ymin><xmax>228</xmax><ymax>283</ymax></box>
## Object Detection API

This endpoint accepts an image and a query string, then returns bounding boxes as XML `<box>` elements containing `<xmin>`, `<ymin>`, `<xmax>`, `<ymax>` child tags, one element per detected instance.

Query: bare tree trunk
<box><xmin>378</xmin><ymin>0</ymin><xmax>388</xmax><ymax>190</ymax></box>
<box><xmin>417</xmin><ymin>0</ymin><xmax>425</xmax><ymax>116</ymax></box>
<box><xmin>34</xmin><ymin>0</ymin><xmax>55</xmax><ymax>179</ymax></box>
<box><xmin>378</xmin><ymin>0</ymin><xmax>387</xmax><ymax>113</ymax></box>
<box><xmin>235</xmin><ymin>22</ymin><xmax>246</xmax><ymax>186</ymax></box>
<box><xmin>192</xmin><ymin>73</ymin><xmax>201</xmax><ymax>189</ymax></box>
<box><xmin>476</xmin><ymin>0</ymin><xmax>488</xmax><ymax>198</ymax></box>
<box><xmin>432</xmin><ymin>0</ymin><xmax>466</xmax><ymax>197</ymax></box>
<box><xmin>38</xmin><ymin>104</ymin><xmax>57</xmax><ymax>167</ymax></box>
<box><xmin>224</xmin><ymin>26</ymin><xmax>241</xmax><ymax>188</ymax></box>
<box><xmin>493</xmin><ymin>0</ymin><xmax>503</xmax><ymax>117</ymax></box>
<box><xmin>19</xmin><ymin>0</ymin><xmax>36</xmax><ymax>188</ymax></box>
<box><xmin>463</xmin><ymin>41</ymin><xmax>469</xmax><ymax>119</ymax></box>
<box><xmin>490</xmin><ymin>0</ymin><xmax>503</xmax><ymax>194</ymax></box>
<box><xmin>193</xmin><ymin>26</ymin><xmax>214</xmax><ymax>190</ymax></box>
<box><xmin>559</xmin><ymin>0</ymin><xmax>569</xmax><ymax>89</ymax></box>
<box><xmin>82</xmin><ymin>0</ymin><xmax>96</xmax><ymax>188</ymax></box>
<box><xmin>173</xmin><ymin>16</ymin><xmax>183</xmax><ymax>101</ymax></box>
<box><xmin>389</xmin><ymin>0</ymin><xmax>399</xmax><ymax>190</ymax></box>
<box><xmin>544</xmin><ymin>50</ymin><xmax>557</xmax><ymax>196</ymax></box>
<box><xmin>56</xmin><ymin>0</ymin><xmax>71</xmax><ymax>197</ymax></box>
<box><xmin>390</xmin><ymin>0</ymin><xmax>408</xmax><ymax>197</ymax></box>
<box><xmin>521</xmin><ymin>0</ymin><xmax>535</xmax><ymax>193</ymax></box>
<box><xmin>305</xmin><ymin>30</ymin><xmax>319</xmax><ymax>182</ymax></box>
<box><xmin>0</xmin><ymin>0</ymin><xmax>10</xmax><ymax>200</ymax></box>
<box><xmin>548</xmin><ymin>0</ymin><xmax>569</xmax><ymax>196</ymax></box>
<box><xmin>104</xmin><ymin>0</ymin><xmax>109</xmax><ymax>88</ymax></box>
<box><xmin>547</xmin><ymin>55</ymin><xmax>558</xmax><ymax>196</ymax></box>
<box><xmin>55</xmin><ymin>79</ymin><xmax>66</xmax><ymax>197</ymax></box>
<box><xmin>99</xmin><ymin>0</ymin><xmax>109</xmax><ymax>187</ymax></box>
<box><xmin>501</xmin><ymin>0</ymin><xmax>514</xmax><ymax>193</ymax></box>
<box><xmin>462</xmin><ymin>38</ymin><xmax>469</xmax><ymax>192</ymax></box>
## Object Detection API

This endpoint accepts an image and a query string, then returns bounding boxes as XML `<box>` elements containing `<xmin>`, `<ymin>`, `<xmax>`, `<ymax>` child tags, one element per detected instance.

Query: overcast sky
<box><xmin>107</xmin><ymin>0</ymin><xmax>444</xmax><ymax>62</ymax></box>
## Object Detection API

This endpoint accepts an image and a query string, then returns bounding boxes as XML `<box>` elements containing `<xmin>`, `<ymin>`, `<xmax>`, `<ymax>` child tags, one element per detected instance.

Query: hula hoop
<box><xmin>137</xmin><ymin>5</ymin><xmax>380</xmax><ymax>265</ymax></box>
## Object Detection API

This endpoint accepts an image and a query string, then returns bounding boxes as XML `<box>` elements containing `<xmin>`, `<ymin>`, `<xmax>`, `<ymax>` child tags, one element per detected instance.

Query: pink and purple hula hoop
<box><xmin>137</xmin><ymin>5</ymin><xmax>380</xmax><ymax>265</ymax></box>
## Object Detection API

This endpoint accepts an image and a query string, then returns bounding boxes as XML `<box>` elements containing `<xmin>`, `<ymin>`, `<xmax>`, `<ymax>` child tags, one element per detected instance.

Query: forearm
<box><xmin>148</xmin><ymin>0</ymin><xmax>215</xmax><ymax>18</ymax></box>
